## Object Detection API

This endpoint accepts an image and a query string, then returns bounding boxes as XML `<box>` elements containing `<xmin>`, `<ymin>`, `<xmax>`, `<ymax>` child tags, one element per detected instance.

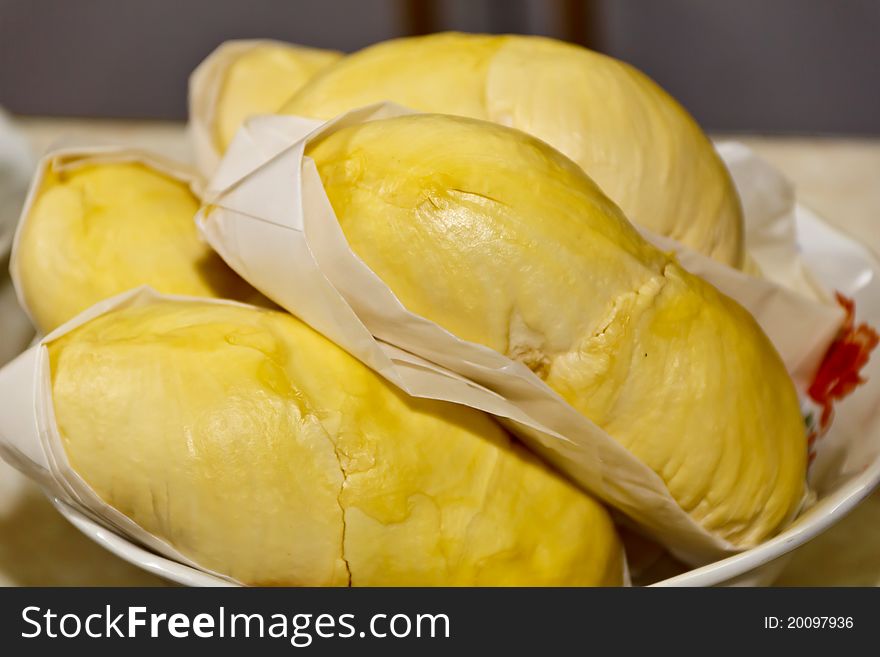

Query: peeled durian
<box><xmin>189</xmin><ymin>40</ymin><xmax>342</xmax><ymax>174</ymax></box>
<box><xmin>283</xmin><ymin>32</ymin><xmax>743</xmax><ymax>266</ymax></box>
<box><xmin>305</xmin><ymin>114</ymin><xmax>807</xmax><ymax>546</ymax></box>
<box><xmin>13</xmin><ymin>158</ymin><xmax>263</xmax><ymax>333</ymax></box>
<box><xmin>48</xmin><ymin>297</ymin><xmax>623</xmax><ymax>586</ymax></box>
<box><xmin>211</xmin><ymin>42</ymin><xmax>341</xmax><ymax>154</ymax></box>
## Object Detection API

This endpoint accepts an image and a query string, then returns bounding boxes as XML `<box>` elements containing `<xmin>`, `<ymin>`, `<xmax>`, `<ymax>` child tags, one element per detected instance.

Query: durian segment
<box><xmin>283</xmin><ymin>32</ymin><xmax>743</xmax><ymax>266</ymax></box>
<box><xmin>49</xmin><ymin>298</ymin><xmax>623</xmax><ymax>586</ymax></box>
<box><xmin>15</xmin><ymin>161</ymin><xmax>262</xmax><ymax>333</ymax></box>
<box><xmin>486</xmin><ymin>36</ymin><xmax>743</xmax><ymax>267</ymax></box>
<box><xmin>284</xmin><ymin>33</ymin><xmax>503</xmax><ymax>122</ymax></box>
<box><xmin>213</xmin><ymin>43</ymin><xmax>342</xmax><ymax>153</ymax></box>
<box><xmin>306</xmin><ymin>114</ymin><xmax>806</xmax><ymax>545</ymax></box>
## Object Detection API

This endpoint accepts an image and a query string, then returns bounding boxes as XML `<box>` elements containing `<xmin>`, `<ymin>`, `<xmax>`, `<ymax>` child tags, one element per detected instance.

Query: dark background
<box><xmin>1</xmin><ymin>0</ymin><xmax>879</xmax><ymax>135</ymax></box>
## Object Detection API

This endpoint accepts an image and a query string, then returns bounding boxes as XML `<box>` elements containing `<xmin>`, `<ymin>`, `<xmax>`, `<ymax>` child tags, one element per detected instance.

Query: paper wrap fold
<box><xmin>195</xmin><ymin>104</ymin><xmax>847</xmax><ymax>565</ymax></box>
<box><xmin>8</xmin><ymin>147</ymin><xmax>205</xmax><ymax>332</ymax></box>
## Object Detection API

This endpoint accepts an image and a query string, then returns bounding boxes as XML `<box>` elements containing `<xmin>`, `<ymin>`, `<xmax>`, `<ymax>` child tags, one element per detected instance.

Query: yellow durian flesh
<box><xmin>15</xmin><ymin>162</ymin><xmax>262</xmax><ymax>334</ymax></box>
<box><xmin>487</xmin><ymin>37</ymin><xmax>743</xmax><ymax>268</ymax></box>
<box><xmin>286</xmin><ymin>33</ymin><xmax>503</xmax><ymax>122</ymax></box>
<box><xmin>284</xmin><ymin>32</ymin><xmax>743</xmax><ymax>266</ymax></box>
<box><xmin>213</xmin><ymin>43</ymin><xmax>342</xmax><ymax>153</ymax></box>
<box><xmin>48</xmin><ymin>298</ymin><xmax>623</xmax><ymax>586</ymax></box>
<box><xmin>306</xmin><ymin>114</ymin><xmax>806</xmax><ymax>546</ymax></box>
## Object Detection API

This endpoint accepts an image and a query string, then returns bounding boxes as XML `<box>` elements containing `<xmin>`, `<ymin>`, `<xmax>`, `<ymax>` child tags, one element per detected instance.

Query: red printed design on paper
<box><xmin>808</xmin><ymin>293</ymin><xmax>879</xmax><ymax>431</ymax></box>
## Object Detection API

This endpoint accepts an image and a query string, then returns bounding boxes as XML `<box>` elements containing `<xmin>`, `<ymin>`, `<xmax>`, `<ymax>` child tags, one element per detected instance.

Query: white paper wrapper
<box><xmin>720</xmin><ymin>142</ymin><xmax>829</xmax><ymax>302</ymax></box>
<box><xmin>8</xmin><ymin>147</ymin><xmax>205</xmax><ymax>332</ymax></box>
<box><xmin>0</xmin><ymin>109</ymin><xmax>36</xmax><ymax>366</ymax></box>
<box><xmin>0</xmin><ymin>109</ymin><xmax>34</xmax><ymax>257</ymax></box>
<box><xmin>0</xmin><ymin>287</ymin><xmax>242</xmax><ymax>585</ymax></box>
<box><xmin>195</xmin><ymin>104</ymin><xmax>848</xmax><ymax>565</ymax></box>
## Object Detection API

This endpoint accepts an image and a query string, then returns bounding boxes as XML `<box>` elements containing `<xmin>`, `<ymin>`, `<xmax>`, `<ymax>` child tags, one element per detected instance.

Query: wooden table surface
<box><xmin>2</xmin><ymin>118</ymin><xmax>879</xmax><ymax>586</ymax></box>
